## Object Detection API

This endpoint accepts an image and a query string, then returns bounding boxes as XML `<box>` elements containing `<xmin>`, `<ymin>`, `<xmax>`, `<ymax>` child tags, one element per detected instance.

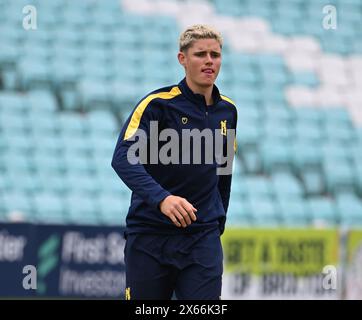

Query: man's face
<box><xmin>178</xmin><ymin>38</ymin><xmax>222</xmax><ymax>88</ymax></box>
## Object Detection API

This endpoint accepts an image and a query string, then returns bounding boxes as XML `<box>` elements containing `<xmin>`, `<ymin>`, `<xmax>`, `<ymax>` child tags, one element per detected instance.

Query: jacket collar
<box><xmin>178</xmin><ymin>78</ymin><xmax>222</xmax><ymax>106</ymax></box>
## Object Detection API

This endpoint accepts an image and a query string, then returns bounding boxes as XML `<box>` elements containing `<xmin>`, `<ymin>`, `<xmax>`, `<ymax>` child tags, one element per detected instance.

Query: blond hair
<box><xmin>179</xmin><ymin>24</ymin><xmax>223</xmax><ymax>52</ymax></box>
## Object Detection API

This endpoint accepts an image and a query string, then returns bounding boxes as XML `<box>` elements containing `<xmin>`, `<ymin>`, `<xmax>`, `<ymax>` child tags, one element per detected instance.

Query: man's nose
<box><xmin>205</xmin><ymin>53</ymin><xmax>213</xmax><ymax>64</ymax></box>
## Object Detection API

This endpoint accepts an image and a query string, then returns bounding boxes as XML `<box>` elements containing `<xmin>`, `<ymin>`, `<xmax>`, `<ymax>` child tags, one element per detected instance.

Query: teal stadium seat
<box><xmin>227</xmin><ymin>198</ymin><xmax>252</xmax><ymax>227</ymax></box>
<box><xmin>65</xmin><ymin>193</ymin><xmax>100</xmax><ymax>225</ymax></box>
<box><xmin>98</xmin><ymin>194</ymin><xmax>126</xmax><ymax>226</ymax></box>
<box><xmin>324</xmin><ymin>159</ymin><xmax>356</xmax><ymax>195</ymax></box>
<box><xmin>33</xmin><ymin>192</ymin><xmax>67</xmax><ymax>224</ymax></box>
<box><xmin>248</xmin><ymin>196</ymin><xmax>279</xmax><ymax>227</ymax></box>
<box><xmin>244</xmin><ymin>176</ymin><xmax>274</xmax><ymax>199</ymax></box>
<box><xmin>278</xmin><ymin>198</ymin><xmax>309</xmax><ymax>227</ymax></box>
<box><xmin>261</xmin><ymin>139</ymin><xmax>293</xmax><ymax>173</ymax></box>
<box><xmin>2</xmin><ymin>191</ymin><xmax>34</xmax><ymax>222</ymax></box>
<box><xmin>6</xmin><ymin>171</ymin><xmax>40</xmax><ymax>194</ymax></box>
<box><xmin>271</xmin><ymin>172</ymin><xmax>304</xmax><ymax>200</ymax></box>
<box><xmin>336</xmin><ymin>194</ymin><xmax>362</xmax><ymax>226</ymax></box>
<box><xmin>33</xmin><ymin>152</ymin><xmax>65</xmax><ymax>175</ymax></box>
<box><xmin>65</xmin><ymin>173</ymin><xmax>101</xmax><ymax>196</ymax></box>
<box><xmin>307</xmin><ymin>197</ymin><xmax>338</xmax><ymax>227</ymax></box>
<box><xmin>38</xmin><ymin>172</ymin><xmax>67</xmax><ymax>195</ymax></box>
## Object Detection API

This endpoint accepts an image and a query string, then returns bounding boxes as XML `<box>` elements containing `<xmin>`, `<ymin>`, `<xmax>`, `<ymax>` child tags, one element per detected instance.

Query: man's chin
<box><xmin>198</xmin><ymin>78</ymin><xmax>215</xmax><ymax>87</ymax></box>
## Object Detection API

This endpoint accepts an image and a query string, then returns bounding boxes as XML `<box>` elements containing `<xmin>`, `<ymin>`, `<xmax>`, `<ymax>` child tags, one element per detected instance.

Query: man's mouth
<box><xmin>202</xmin><ymin>68</ymin><xmax>214</xmax><ymax>74</ymax></box>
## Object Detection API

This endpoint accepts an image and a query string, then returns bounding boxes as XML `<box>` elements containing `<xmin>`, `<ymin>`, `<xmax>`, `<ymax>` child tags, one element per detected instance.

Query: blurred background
<box><xmin>0</xmin><ymin>0</ymin><xmax>361</xmax><ymax>299</ymax></box>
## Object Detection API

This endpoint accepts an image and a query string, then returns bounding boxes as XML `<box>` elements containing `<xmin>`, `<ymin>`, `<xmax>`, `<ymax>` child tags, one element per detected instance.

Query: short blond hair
<box><xmin>179</xmin><ymin>24</ymin><xmax>223</xmax><ymax>52</ymax></box>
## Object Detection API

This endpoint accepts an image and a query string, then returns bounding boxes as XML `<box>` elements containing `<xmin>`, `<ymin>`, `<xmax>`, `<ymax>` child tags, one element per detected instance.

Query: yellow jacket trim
<box><xmin>124</xmin><ymin>86</ymin><xmax>182</xmax><ymax>140</ymax></box>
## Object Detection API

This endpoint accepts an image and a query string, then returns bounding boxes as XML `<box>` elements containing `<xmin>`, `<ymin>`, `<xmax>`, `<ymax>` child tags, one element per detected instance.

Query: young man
<box><xmin>112</xmin><ymin>25</ymin><xmax>237</xmax><ymax>300</ymax></box>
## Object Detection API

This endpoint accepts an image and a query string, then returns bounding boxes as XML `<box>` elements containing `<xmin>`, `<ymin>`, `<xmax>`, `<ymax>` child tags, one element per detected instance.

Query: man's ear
<box><xmin>177</xmin><ymin>51</ymin><xmax>186</xmax><ymax>67</ymax></box>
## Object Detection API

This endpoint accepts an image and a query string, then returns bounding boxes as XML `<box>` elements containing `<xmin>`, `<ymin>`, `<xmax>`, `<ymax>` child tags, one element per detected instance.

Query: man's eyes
<box><xmin>194</xmin><ymin>52</ymin><xmax>220</xmax><ymax>57</ymax></box>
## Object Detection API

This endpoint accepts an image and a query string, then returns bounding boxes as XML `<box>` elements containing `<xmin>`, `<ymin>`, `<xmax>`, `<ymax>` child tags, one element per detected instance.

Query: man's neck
<box><xmin>186</xmin><ymin>77</ymin><xmax>214</xmax><ymax>105</ymax></box>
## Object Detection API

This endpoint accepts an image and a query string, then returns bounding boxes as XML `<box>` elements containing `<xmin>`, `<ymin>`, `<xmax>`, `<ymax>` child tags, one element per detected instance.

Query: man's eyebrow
<box><xmin>194</xmin><ymin>50</ymin><xmax>221</xmax><ymax>54</ymax></box>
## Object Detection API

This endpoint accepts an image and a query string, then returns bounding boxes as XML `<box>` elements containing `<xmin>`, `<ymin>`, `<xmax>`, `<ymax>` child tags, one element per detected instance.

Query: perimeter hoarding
<box><xmin>345</xmin><ymin>230</ymin><xmax>362</xmax><ymax>299</ymax></box>
<box><xmin>221</xmin><ymin>228</ymin><xmax>340</xmax><ymax>299</ymax></box>
<box><xmin>0</xmin><ymin>223</ymin><xmax>126</xmax><ymax>298</ymax></box>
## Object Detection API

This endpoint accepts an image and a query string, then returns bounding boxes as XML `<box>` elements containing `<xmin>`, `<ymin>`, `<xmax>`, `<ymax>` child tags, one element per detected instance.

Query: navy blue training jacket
<box><xmin>111</xmin><ymin>78</ymin><xmax>237</xmax><ymax>236</ymax></box>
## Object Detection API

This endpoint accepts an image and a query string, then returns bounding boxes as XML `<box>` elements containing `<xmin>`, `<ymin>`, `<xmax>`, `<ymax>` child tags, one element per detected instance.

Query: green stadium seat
<box><xmin>33</xmin><ymin>192</ymin><xmax>67</xmax><ymax>224</ymax></box>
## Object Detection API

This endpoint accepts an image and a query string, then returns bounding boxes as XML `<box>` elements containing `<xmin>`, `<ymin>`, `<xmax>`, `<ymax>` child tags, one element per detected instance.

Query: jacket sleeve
<box><xmin>217</xmin><ymin>107</ymin><xmax>237</xmax><ymax>235</ymax></box>
<box><xmin>111</xmin><ymin>99</ymin><xmax>171</xmax><ymax>209</ymax></box>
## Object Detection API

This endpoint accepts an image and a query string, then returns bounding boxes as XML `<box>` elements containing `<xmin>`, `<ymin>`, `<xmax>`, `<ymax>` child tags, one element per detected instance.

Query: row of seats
<box><xmin>227</xmin><ymin>192</ymin><xmax>362</xmax><ymax>227</ymax></box>
<box><xmin>0</xmin><ymin>0</ymin><xmax>362</xmax><ymax>228</ymax></box>
<box><xmin>0</xmin><ymin>190</ymin><xmax>129</xmax><ymax>226</ymax></box>
<box><xmin>211</xmin><ymin>0</ymin><xmax>362</xmax><ymax>54</ymax></box>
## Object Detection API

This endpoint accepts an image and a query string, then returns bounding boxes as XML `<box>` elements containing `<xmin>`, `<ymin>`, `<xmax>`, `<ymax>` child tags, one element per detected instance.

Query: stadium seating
<box><xmin>0</xmin><ymin>0</ymin><xmax>361</xmax><ymax>228</ymax></box>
